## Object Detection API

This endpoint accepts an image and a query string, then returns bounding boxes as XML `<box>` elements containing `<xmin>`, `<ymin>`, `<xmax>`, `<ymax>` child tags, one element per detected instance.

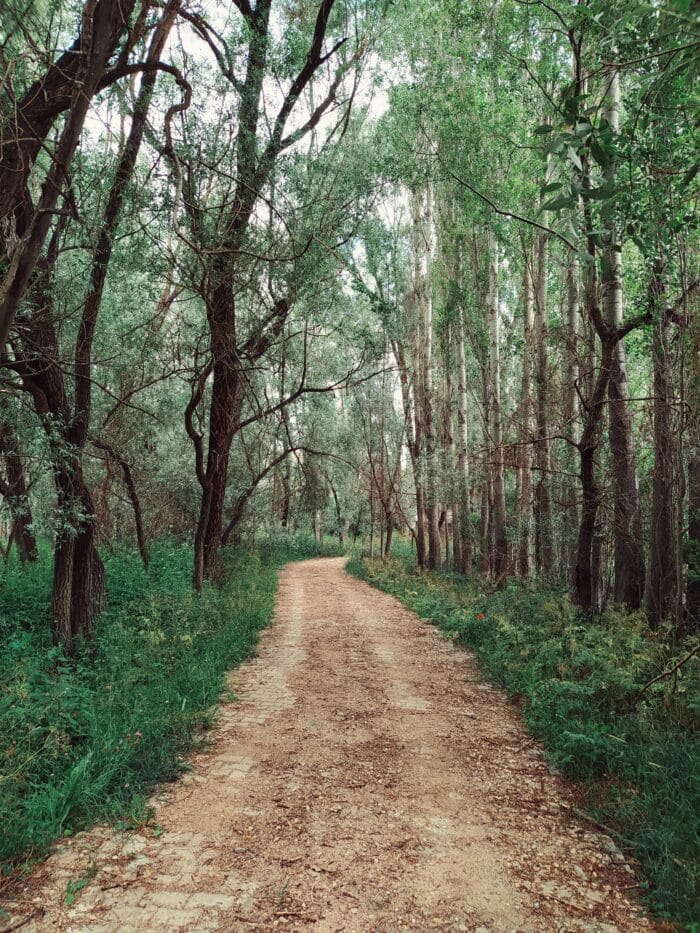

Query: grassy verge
<box><xmin>0</xmin><ymin>532</ymin><xmax>341</xmax><ymax>871</ymax></box>
<box><xmin>348</xmin><ymin>546</ymin><xmax>699</xmax><ymax>927</ymax></box>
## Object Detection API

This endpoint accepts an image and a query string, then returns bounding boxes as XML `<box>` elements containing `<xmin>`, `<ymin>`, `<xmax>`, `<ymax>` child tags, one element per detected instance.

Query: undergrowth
<box><xmin>0</xmin><ymin>532</ymin><xmax>340</xmax><ymax>871</ymax></box>
<box><xmin>348</xmin><ymin>545</ymin><xmax>700</xmax><ymax>927</ymax></box>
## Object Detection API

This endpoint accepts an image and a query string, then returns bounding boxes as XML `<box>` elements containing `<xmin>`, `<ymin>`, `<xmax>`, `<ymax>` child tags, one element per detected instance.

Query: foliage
<box><xmin>0</xmin><ymin>534</ymin><xmax>338</xmax><ymax>869</ymax></box>
<box><xmin>348</xmin><ymin>546</ymin><xmax>700</xmax><ymax>924</ymax></box>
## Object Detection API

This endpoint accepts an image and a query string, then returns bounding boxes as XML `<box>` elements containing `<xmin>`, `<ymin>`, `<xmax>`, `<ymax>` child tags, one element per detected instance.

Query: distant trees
<box><xmin>348</xmin><ymin>0</ymin><xmax>698</xmax><ymax>633</ymax></box>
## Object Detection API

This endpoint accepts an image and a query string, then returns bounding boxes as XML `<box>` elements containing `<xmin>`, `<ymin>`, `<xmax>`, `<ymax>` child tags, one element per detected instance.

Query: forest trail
<box><xmin>5</xmin><ymin>558</ymin><xmax>655</xmax><ymax>933</ymax></box>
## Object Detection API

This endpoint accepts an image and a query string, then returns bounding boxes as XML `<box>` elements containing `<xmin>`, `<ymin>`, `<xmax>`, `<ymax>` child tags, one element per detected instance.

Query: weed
<box><xmin>65</xmin><ymin>864</ymin><xmax>97</xmax><ymax>906</ymax></box>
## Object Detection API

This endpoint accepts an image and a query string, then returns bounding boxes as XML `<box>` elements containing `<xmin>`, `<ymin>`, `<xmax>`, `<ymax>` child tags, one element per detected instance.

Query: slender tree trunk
<box><xmin>574</xmin><ymin>341</ymin><xmax>613</xmax><ymax>609</ymax></box>
<box><xmin>645</xmin><ymin>262</ymin><xmax>678</xmax><ymax>628</ymax></box>
<box><xmin>687</xmin><ymin>290</ymin><xmax>700</xmax><ymax>631</ymax></box>
<box><xmin>603</xmin><ymin>71</ymin><xmax>645</xmax><ymax>608</ymax></box>
<box><xmin>488</xmin><ymin>234</ymin><xmax>507</xmax><ymax>580</ymax></box>
<box><xmin>393</xmin><ymin>338</ymin><xmax>425</xmax><ymax>565</ymax></box>
<box><xmin>534</xmin><ymin>231</ymin><xmax>553</xmax><ymax>573</ymax></box>
<box><xmin>455</xmin><ymin>311</ymin><xmax>472</xmax><ymax>574</ymax></box>
<box><xmin>479</xmin><ymin>446</ymin><xmax>492</xmax><ymax>576</ymax></box>
<box><xmin>415</xmin><ymin>187</ymin><xmax>441</xmax><ymax>570</ymax></box>
<box><xmin>92</xmin><ymin>440</ymin><xmax>149</xmax><ymax>569</ymax></box>
<box><xmin>563</xmin><ymin>256</ymin><xmax>580</xmax><ymax>583</ymax></box>
<box><xmin>517</xmin><ymin>253</ymin><xmax>534</xmax><ymax>576</ymax></box>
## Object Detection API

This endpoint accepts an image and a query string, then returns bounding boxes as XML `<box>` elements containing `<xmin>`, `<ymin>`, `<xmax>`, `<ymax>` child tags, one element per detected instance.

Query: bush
<box><xmin>348</xmin><ymin>547</ymin><xmax>700</xmax><ymax>926</ymax></box>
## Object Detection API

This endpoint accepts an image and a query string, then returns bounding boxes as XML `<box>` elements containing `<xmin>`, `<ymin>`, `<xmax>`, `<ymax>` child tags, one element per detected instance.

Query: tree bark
<box><xmin>412</xmin><ymin>187</ymin><xmax>441</xmax><ymax>570</ymax></box>
<box><xmin>534</xmin><ymin>231</ymin><xmax>554</xmax><ymax>574</ymax></box>
<box><xmin>574</xmin><ymin>340</ymin><xmax>613</xmax><ymax>610</ymax></box>
<box><xmin>645</xmin><ymin>262</ymin><xmax>678</xmax><ymax>628</ymax></box>
<box><xmin>687</xmin><ymin>288</ymin><xmax>700</xmax><ymax>631</ymax></box>
<box><xmin>563</xmin><ymin>256</ymin><xmax>580</xmax><ymax>583</ymax></box>
<box><xmin>603</xmin><ymin>71</ymin><xmax>645</xmax><ymax>608</ymax></box>
<box><xmin>488</xmin><ymin>233</ymin><xmax>507</xmax><ymax>581</ymax></box>
<box><xmin>517</xmin><ymin>252</ymin><xmax>534</xmax><ymax>576</ymax></box>
<box><xmin>455</xmin><ymin>311</ymin><xmax>472</xmax><ymax>574</ymax></box>
<box><xmin>0</xmin><ymin>418</ymin><xmax>38</xmax><ymax>562</ymax></box>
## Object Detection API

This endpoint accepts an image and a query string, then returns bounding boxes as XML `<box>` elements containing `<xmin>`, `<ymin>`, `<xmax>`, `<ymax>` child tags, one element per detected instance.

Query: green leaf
<box><xmin>545</xmin><ymin>135</ymin><xmax>567</xmax><ymax>155</ymax></box>
<box><xmin>534</xmin><ymin>124</ymin><xmax>554</xmax><ymax>135</ymax></box>
<box><xmin>540</xmin><ymin>182</ymin><xmax>563</xmax><ymax>195</ymax></box>
<box><xmin>541</xmin><ymin>195</ymin><xmax>576</xmax><ymax>212</ymax></box>
<box><xmin>590</xmin><ymin>139</ymin><xmax>611</xmax><ymax>169</ymax></box>
<box><xmin>567</xmin><ymin>146</ymin><xmax>583</xmax><ymax>172</ymax></box>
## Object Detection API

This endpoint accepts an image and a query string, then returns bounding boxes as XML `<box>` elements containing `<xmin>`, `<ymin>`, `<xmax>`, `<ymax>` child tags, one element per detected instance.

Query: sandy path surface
<box><xmin>2</xmin><ymin>558</ymin><xmax>654</xmax><ymax>932</ymax></box>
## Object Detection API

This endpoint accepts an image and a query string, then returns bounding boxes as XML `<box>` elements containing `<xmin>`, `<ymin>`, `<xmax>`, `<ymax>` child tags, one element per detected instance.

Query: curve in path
<box><xmin>3</xmin><ymin>558</ymin><xmax>654</xmax><ymax>932</ymax></box>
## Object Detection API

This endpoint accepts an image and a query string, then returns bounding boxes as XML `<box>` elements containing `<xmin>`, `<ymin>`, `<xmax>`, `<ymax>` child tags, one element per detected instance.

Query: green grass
<box><xmin>348</xmin><ymin>543</ymin><xmax>700</xmax><ymax>927</ymax></box>
<box><xmin>0</xmin><ymin>531</ymin><xmax>341</xmax><ymax>870</ymax></box>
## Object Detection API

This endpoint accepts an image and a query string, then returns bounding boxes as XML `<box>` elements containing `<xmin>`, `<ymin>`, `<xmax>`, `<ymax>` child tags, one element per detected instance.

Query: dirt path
<box><xmin>3</xmin><ymin>558</ymin><xmax>654</xmax><ymax>932</ymax></box>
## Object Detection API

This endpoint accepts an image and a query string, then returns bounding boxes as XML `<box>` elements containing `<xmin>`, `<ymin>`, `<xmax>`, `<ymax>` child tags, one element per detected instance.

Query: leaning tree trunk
<box><xmin>603</xmin><ymin>70</ymin><xmax>645</xmax><ymax>608</ymax></box>
<box><xmin>0</xmin><ymin>0</ymin><xmax>139</xmax><ymax>349</ymax></box>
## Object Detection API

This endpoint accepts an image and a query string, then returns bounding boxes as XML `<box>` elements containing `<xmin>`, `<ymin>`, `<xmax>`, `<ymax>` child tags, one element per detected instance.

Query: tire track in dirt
<box><xmin>1</xmin><ymin>558</ymin><xmax>655</xmax><ymax>932</ymax></box>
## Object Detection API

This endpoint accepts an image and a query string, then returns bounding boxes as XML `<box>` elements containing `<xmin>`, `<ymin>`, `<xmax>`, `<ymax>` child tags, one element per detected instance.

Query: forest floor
<box><xmin>2</xmin><ymin>558</ymin><xmax>659</xmax><ymax>933</ymax></box>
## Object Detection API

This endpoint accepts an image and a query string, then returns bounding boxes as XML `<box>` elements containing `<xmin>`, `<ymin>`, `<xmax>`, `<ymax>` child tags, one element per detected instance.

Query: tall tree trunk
<box><xmin>414</xmin><ymin>187</ymin><xmax>441</xmax><ymax>570</ymax></box>
<box><xmin>574</xmin><ymin>341</ymin><xmax>613</xmax><ymax>610</ymax></box>
<box><xmin>534</xmin><ymin>231</ymin><xmax>554</xmax><ymax>573</ymax></box>
<box><xmin>488</xmin><ymin>233</ymin><xmax>507</xmax><ymax>580</ymax></box>
<box><xmin>687</xmin><ymin>288</ymin><xmax>700</xmax><ymax>631</ymax></box>
<box><xmin>603</xmin><ymin>71</ymin><xmax>645</xmax><ymax>608</ymax></box>
<box><xmin>517</xmin><ymin>252</ymin><xmax>534</xmax><ymax>576</ymax></box>
<box><xmin>392</xmin><ymin>338</ymin><xmax>425</xmax><ymax>566</ymax></box>
<box><xmin>645</xmin><ymin>262</ymin><xmax>678</xmax><ymax>628</ymax></box>
<box><xmin>479</xmin><ymin>443</ymin><xmax>492</xmax><ymax>576</ymax></box>
<box><xmin>563</xmin><ymin>256</ymin><xmax>580</xmax><ymax>583</ymax></box>
<box><xmin>455</xmin><ymin>311</ymin><xmax>472</xmax><ymax>574</ymax></box>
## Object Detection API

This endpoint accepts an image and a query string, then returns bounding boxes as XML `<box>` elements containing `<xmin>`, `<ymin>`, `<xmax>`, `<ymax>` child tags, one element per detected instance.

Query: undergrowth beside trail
<box><xmin>348</xmin><ymin>547</ymin><xmax>700</xmax><ymax>927</ymax></box>
<box><xmin>0</xmin><ymin>533</ymin><xmax>342</xmax><ymax>871</ymax></box>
